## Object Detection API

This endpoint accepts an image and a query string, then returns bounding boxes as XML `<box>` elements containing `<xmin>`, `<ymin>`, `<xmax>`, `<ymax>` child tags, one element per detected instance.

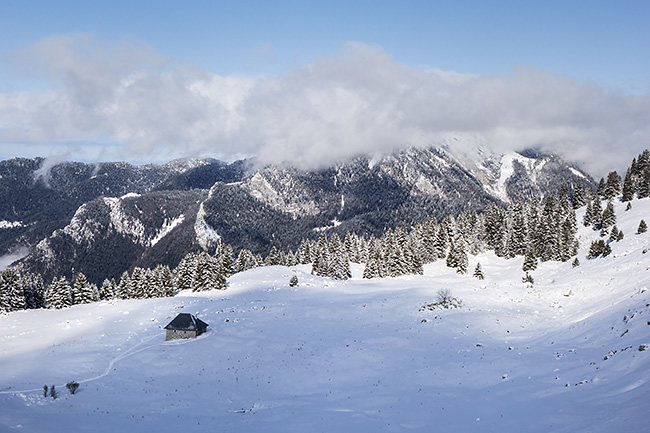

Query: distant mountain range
<box><xmin>0</xmin><ymin>142</ymin><xmax>594</xmax><ymax>284</ymax></box>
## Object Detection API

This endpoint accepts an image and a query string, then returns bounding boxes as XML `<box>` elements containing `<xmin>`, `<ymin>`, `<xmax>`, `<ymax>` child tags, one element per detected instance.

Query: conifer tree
<box><xmin>194</xmin><ymin>252</ymin><xmax>225</xmax><ymax>291</ymax></box>
<box><xmin>72</xmin><ymin>272</ymin><xmax>98</xmax><ymax>304</ymax></box>
<box><xmin>285</xmin><ymin>250</ymin><xmax>298</xmax><ymax>267</ymax></box>
<box><xmin>473</xmin><ymin>262</ymin><xmax>484</xmax><ymax>280</ymax></box>
<box><xmin>23</xmin><ymin>273</ymin><xmax>45</xmax><ymax>309</ymax></box>
<box><xmin>591</xmin><ymin>198</ymin><xmax>603</xmax><ymax>229</ymax></box>
<box><xmin>45</xmin><ymin>277</ymin><xmax>72</xmax><ymax>309</ymax></box>
<box><xmin>572</xmin><ymin>257</ymin><xmax>580</xmax><ymax>268</ymax></box>
<box><xmin>297</xmin><ymin>240</ymin><xmax>312</xmax><ymax>264</ymax></box>
<box><xmin>115</xmin><ymin>271</ymin><xmax>133</xmax><ymax>299</ymax></box>
<box><xmin>638</xmin><ymin>220</ymin><xmax>647</xmax><ymax>234</ymax></box>
<box><xmin>572</xmin><ymin>182</ymin><xmax>586</xmax><ymax>209</ymax></box>
<box><xmin>639</xmin><ymin>169</ymin><xmax>650</xmax><ymax>199</ymax></box>
<box><xmin>0</xmin><ymin>269</ymin><xmax>24</xmax><ymax>312</ymax></box>
<box><xmin>603</xmin><ymin>171</ymin><xmax>621</xmax><ymax>199</ymax></box>
<box><xmin>99</xmin><ymin>278</ymin><xmax>116</xmax><ymax>300</ymax></box>
<box><xmin>601</xmin><ymin>201</ymin><xmax>616</xmax><ymax>229</ymax></box>
<box><xmin>155</xmin><ymin>265</ymin><xmax>176</xmax><ymax>297</ymax></box>
<box><xmin>522</xmin><ymin>246</ymin><xmax>538</xmax><ymax>272</ymax></box>
<box><xmin>174</xmin><ymin>253</ymin><xmax>197</xmax><ymax>292</ymax></box>
<box><xmin>596</xmin><ymin>177</ymin><xmax>606</xmax><ymax>197</ymax></box>
<box><xmin>265</xmin><ymin>246</ymin><xmax>281</xmax><ymax>266</ymax></box>
<box><xmin>216</xmin><ymin>244</ymin><xmax>235</xmax><ymax>277</ymax></box>
<box><xmin>130</xmin><ymin>267</ymin><xmax>147</xmax><ymax>299</ymax></box>
<box><xmin>622</xmin><ymin>170</ymin><xmax>635</xmax><ymax>202</ymax></box>
<box><xmin>362</xmin><ymin>242</ymin><xmax>384</xmax><ymax>279</ymax></box>
<box><xmin>583</xmin><ymin>200</ymin><xmax>594</xmax><ymax>227</ymax></box>
<box><xmin>328</xmin><ymin>234</ymin><xmax>351</xmax><ymax>280</ymax></box>
<box><xmin>235</xmin><ymin>249</ymin><xmax>257</xmax><ymax>273</ymax></box>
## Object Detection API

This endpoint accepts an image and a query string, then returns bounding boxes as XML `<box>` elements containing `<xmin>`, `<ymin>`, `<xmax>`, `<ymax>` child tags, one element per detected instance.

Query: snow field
<box><xmin>0</xmin><ymin>198</ymin><xmax>649</xmax><ymax>432</ymax></box>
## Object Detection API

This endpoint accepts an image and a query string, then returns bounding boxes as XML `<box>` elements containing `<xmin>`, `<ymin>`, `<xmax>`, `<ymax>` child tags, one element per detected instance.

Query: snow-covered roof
<box><xmin>164</xmin><ymin>313</ymin><xmax>208</xmax><ymax>331</ymax></box>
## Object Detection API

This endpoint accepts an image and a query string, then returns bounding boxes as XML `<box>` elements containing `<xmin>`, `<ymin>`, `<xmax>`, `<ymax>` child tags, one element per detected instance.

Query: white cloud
<box><xmin>1</xmin><ymin>36</ymin><xmax>649</xmax><ymax>176</ymax></box>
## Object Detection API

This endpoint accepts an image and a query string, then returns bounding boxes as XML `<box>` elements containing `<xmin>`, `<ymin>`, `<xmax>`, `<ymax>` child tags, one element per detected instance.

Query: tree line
<box><xmin>1</xmin><ymin>149</ymin><xmax>649</xmax><ymax>313</ymax></box>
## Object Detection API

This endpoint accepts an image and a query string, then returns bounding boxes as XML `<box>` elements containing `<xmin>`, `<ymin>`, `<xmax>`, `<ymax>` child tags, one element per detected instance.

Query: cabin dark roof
<box><xmin>164</xmin><ymin>313</ymin><xmax>209</xmax><ymax>331</ymax></box>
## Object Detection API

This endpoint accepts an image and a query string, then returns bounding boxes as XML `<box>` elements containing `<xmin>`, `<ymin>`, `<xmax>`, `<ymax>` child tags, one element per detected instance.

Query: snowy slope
<box><xmin>1</xmin><ymin>199</ymin><xmax>649</xmax><ymax>432</ymax></box>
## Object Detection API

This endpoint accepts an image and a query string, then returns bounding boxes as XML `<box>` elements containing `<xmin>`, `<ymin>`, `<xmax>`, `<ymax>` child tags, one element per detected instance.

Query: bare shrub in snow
<box><xmin>420</xmin><ymin>289</ymin><xmax>462</xmax><ymax>311</ymax></box>
<box><xmin>66</xmin><ymin>381</ymin><xmax>79</xmax><ymax>395</ymax></box>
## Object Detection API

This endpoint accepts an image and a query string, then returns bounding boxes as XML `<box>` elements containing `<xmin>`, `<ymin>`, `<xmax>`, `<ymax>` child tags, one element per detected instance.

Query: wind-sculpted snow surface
<box><xmin>1</xmin><ymin>199</ymin><xmax>649</xmax><ymax>432</ymax></box>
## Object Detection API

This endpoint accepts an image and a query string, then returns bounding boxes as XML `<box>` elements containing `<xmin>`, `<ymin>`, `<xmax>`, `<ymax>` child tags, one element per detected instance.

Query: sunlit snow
<box><xmin>1</xmin><ymin>199</ymin><xmax>649</xmax><ymax>432</ymax></box>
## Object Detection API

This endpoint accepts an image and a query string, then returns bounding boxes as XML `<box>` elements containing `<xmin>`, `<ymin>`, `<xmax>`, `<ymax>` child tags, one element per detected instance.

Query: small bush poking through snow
<box><xmin>522</xmin><ymin>272</ymin><xmax>534</xmax><ymax>287</ymax></box>
<box><xmin>420</xmin><ymin>289</ymin><xmax>462</xmax><ymax>310</ymax></box>
<box><xmin>289</xmin><ymin>275</ymin><xmax>298</xmax><ymax>287</ymax></box>
<box><xmin>66</xmin><ymin>381</ymin><xmax>79</xmax><ymax>395</ymax></box>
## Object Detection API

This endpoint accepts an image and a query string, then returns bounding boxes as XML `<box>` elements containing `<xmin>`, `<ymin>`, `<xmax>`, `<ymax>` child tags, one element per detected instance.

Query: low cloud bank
<box><xmin>1</xmin><ymin>36</ymin><xmax>648</xmax><ymax>175</ymax></box>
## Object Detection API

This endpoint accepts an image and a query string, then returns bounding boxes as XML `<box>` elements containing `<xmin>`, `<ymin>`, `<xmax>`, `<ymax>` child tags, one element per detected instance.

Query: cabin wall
<box><xmin>165</xmin><ymin>329</ymin><xmax>198</xmax><ymax>341</ymax></box>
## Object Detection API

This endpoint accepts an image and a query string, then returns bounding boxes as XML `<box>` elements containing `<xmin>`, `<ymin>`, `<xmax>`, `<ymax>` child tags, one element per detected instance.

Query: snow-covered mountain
<box><xmin>0</xmin><ymin>145</ymin><xmax>593</xmax><ymax>284</ymax></box>
<box><xmin>1</xmin><ymin>197</ymin><xmax>648</xmax><ymax>432</ymax></box>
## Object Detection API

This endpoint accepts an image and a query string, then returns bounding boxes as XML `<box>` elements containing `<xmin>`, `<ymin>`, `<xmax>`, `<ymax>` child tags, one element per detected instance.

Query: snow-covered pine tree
<box><xmin>130</xmin><ymin>268</ymin><xmax>147</xmax><ymax>299</ymax></box>
<box><xmin>362</xmin><ymin>241</ymin><xmax>384</xmax><ymax>279</ymax></box>
<box><xmin>328</xmin><ymin>234</ymin><xmax>351</xmax><ymax>280</ymax></box>
<box><xmin>454</xmin><ymin>238</ymin><xmax>468</xmax><ymax>274</ymax></box>
<box><xmin>591</xmin><ymin>198</ymin><xmax>603</xmax><ymax>230</ymax></box>
<box><xmin>143</xmin><ymin>268</ymin><xmax>159</xmax><ymax>298</ymax></box>
<box><xmin>45</xmin><ymin>277</ymin><xmax>72</xmax><ymax>309</ymax></box>
<box><xmin>265</xmin><ymin>246</ymin><xmax>281</xmax><ymax>266</ymax></box>
<box><xmin>235</xmin><ymin>249</ymin><xmax>257</xmax><ymax>273</ymax></box>
<box><xmin>154</xmin><ymin>265</ymin><xmax>175</xmax><ymax>297</ymax></box>
<box><xmin>72</xmin><ymin>272</ymin><xmax>98</xmax><ymax>304</ymax></box>
<box><xmin>638</xmin><ymin>220</ymin><xmax>647</xmax><ymax>234</ymax></box>
<box><xmin>0</xmin><ymin>269</ymin><xmax>24</xmax><ymax>313</ymax></box>
<box><xmin>506</xmin><ymin>202</ymin><xmax>527</xmax><ymax>257</ymax></box>
<box><xmin>583</xmin><ymin>200</ymin><xmax>594</xmax><ymax>227</ymax></box>
<box><xmin>174</xmin><ymin>252</ymin><xmax>197</xmax><ymax>292</ymax></box>
<box><xmin>596</xmin><ymin>177</ymin><xmax>606</xmax><ymax>197</ymax></box>
<box><xmin>431</xmin><ymin>224</ymin><xmax>449</xmax><ymax>260</ymax></box>
<box><xmin>572</xmin><ymin>182</ymin><xmax>586</xmax><ymax>209</ymax></box>
<box><xmin>216</xmin><ymin>244</ymin><xmax>235</xmax><ymax>277</ymax></box>
<box><xmin>296</xmin><ymin>240</ymin><xmax>312</xmax><ymax>265</ymax></box>
<box><xmin>193</xmin><ymin>252</ymin><xmax>225</xmax><ymax>291</ymax></box>
<box><xmin>484</xmin><ymin>204</ymin><xmax>506</xmax><ymax>255</ymax></box>
<box><xmin>559</xmin><ymin>217</ymin><xmax>579</xmax><ymax>261</ymax></box>
<box><xmin>536</xmin><ymin>194</ymin><xmax>560</xmax><ymax>262</ymax></box>
<box><xmin>638</xmin><ymin>169</ymin><xmax>650</xmax><ymax>199</ymax></box>
<box><xmin>446</xmin><ymin>236</ymin><xmax>468</xmax><ymax>274</ymax></box>
<box><xmin>522</xmin><ymin>246</ymin><xmax>538</xmax><ymax>272</ymax></box>
<box><xmin>285</xmin><ymin>250</ymin><xmax>298</xmax><ymax>266</ymax></box>
<box><xmin>115</xmin><ymin>271</ymin><xmax>132</xmax><ymax>299</ymax></box>
<box><xmin>601</xmin><ymin>201</ymin><xmax>616</xmax><ymax>229</ymax></box>
<box><xmin>99</xmin><ymin>278</ymin><xmax>116</xmax><ymax>300</ymax></box>
<box><xmin>603</xmin><ymin>171</ymin><xmax>621</xmax><ymax>199</ymax></box>
<box><xmin>405</xmin><ymin>238</ymin><xmax>424</xmax><ymax>275</ymax></box>
<box><xmin>473</xmin><ymin>262</ymin><xmax>484</xmax><ymax>280</ymax></box>
<box><xmin>622</xmin><ymin>170</ymin><xmax>635</xmax><ymax>202</ymax></box>
<box><xmin>23</xmin><ymin>273</ymin><xmax>45</xmax><ymax>309</ymax></box>
<box><xmin>467</xmin><ymin>211</ymin><xmax>487</xmax><ymax>255</ymax></box>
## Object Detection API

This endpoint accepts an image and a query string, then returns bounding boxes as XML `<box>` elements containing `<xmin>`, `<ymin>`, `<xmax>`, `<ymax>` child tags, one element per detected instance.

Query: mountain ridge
<box><xmin>0</xmin><ymin>145</ymin><xmax>595</xmax><ymax>284</ymax></box>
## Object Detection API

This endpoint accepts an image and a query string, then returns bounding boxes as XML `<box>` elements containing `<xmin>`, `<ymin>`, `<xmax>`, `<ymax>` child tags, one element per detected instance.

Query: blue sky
<box><xmin>0</xmin><ymin>0</ymin><xmax>649</xmax><ymax>174</ymax></box>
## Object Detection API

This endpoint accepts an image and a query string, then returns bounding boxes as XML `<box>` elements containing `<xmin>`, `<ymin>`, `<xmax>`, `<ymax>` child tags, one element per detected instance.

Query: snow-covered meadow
<box><xmin>1</xmin><ymin>199</ymin><xmax>649</xmax><ymax>432</ymax></box>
